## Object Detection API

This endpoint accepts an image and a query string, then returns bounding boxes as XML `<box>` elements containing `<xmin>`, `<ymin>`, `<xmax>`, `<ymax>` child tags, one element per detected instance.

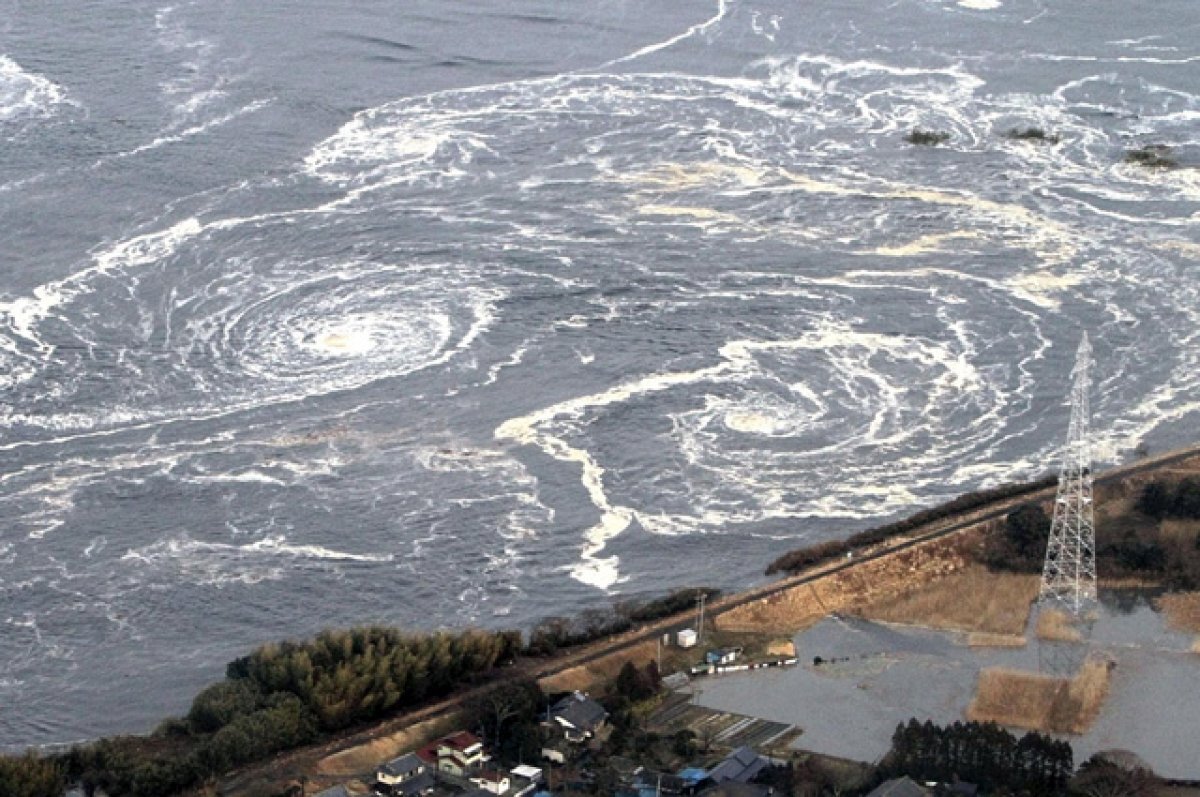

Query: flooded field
<box><xmin>690</xmin><ymin>592</ymin><xmax>1200</xmax><ymax>778</ymax></box>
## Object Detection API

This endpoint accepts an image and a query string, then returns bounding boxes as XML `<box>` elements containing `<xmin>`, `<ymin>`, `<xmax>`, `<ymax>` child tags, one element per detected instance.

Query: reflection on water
<box><xmin>1097</xmin><ymin>586</ymin><xmax>1166</xmax><ymax>615</ymax></box>
<box><xmin>692</xmin><ymin>598</ymin><xmax>1199</xmax><ymax>778</ymax></box>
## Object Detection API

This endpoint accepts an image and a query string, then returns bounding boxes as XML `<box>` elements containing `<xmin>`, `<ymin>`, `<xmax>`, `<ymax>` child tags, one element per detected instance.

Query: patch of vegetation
<box><xmin>904</xmin><ymin>128</ymin><xmax>951</xmax><ymax>146</ymax></box>
<box><xmin>47</xmin><ymin>627</ymin><xmax>524</xmax><ymax>796</ymax></box>
<box><xmin>1004</xmin><ymin>126</ymin><xmax>1061</xmax><ymax>144</ymax></box>
<box><xmin>1070</xmin><ymin>753</ymin><xmax>1162</xmax><ymax>797</ymax></box>
<box><xmin>461</xmin><ymin>679</ymin><xmax>546</xmax><ymax>765</ymax></box>
<box><xmin>982</xmin><ymin>503</ymin><xmax>1051</xmax><ymax>573</ymax></box>
<box><xmin>624</xmin><ymin>587</ymin><xmax>720</xmax><ymax>623</ymax></box>
<box><xmin>0</xmin><ymin>753</ymin><xmax>65</xmax><ymax>797</ymax></box>
<box><xmin>1124</xmin><ymin>145</ymin><xmax>1177</xmax><ymax>168</ymax></box>
<box><xmin>1</xmin><ymin>582</ymin><xmax>726</xmax><ymax>797</ymax></box>
<box><xmin>884</xmin><ymin>718</ymin><xmax>1072</xmax><ymax>793</ymax></box>
<box><xmin>526</xmin><ymin>587</ymin><xmax>720</xmax><ymax>656</ymax></box>
<box><xmin>1136</xmin><ymin>477</ymin><xmax>1200</xmax><ymax>519</ymax></box>
<box><xmin>981</xmin><ymin>477</ymin><xmax>1200</xmax><ymax>588</ymax></box>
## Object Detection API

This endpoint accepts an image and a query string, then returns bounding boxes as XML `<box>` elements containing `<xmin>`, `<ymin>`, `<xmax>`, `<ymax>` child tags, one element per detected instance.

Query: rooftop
<box><xmin>550</xmin><ymin>691</ymin><xmax>608</xmax><ymax>731</ymax></box>
<box><xmin>379</xmin><ymin>752</ymin><xmax>425</xmax><ymax>778</ymax></box>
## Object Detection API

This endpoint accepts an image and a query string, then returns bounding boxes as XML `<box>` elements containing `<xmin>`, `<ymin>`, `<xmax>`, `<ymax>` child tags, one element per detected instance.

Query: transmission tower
<box><xmin>1038</xmin><ymin>333</ymin><xmax>1097</xmax><ymax>616</ymax></box>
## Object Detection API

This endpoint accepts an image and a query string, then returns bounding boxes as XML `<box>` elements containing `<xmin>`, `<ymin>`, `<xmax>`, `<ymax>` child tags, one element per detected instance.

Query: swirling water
<box><xmin>0</xmin><ymin>0</ymin><xmax>1197</xmax><ymax>746</ymax></box>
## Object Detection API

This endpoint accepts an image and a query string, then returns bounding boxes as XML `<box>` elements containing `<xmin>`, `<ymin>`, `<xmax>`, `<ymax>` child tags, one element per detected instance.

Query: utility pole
<box><xmin>696</xmin><ymin>592</ymin><xmax>707</xmax><ymax>642</ymax></box>
<box><xmin>1039</xmin><ymin>333</ymin><xmax>1098</xmax><ymax>616</ymax></box>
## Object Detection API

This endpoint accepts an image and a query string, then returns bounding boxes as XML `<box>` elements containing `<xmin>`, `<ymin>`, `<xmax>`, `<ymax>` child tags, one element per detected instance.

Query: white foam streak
<box><xmin>111</xmin><ymin>99</ymin><xmax>272</xmax><ymax>161</ymax></box>
<box><xmin>599</xmin><ymin>0</ymin><xmax>729</xmax><ymax>68</ymax></box>
<box><xmin>120</xmin><ymin>533</ymin><xmax>393</xmax><ymax>586</ymax></box>
<box><xmin>497</xmin><ymin>359</ymin><xmax>731</xmax><ymax>590</ymax></box>
<box><xmin>4</xmin><ymin>218</ymin><xmax>203</xmax><ymax>346</ymax></box>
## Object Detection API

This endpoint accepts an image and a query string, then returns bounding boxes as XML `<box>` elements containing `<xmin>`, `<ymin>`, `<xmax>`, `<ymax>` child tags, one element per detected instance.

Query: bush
<box><xmin>187</xmin><ymin>679</ymin><xmax>264</xmax><ymax>734</ymax></box>
<box><xmin>1124</xmin><ymin>145</ymin><xmax>1177</xmax><ymax>168</ymax></box>
<box><xmin>624</xmin><ymin>587</ymin><xmax>720</xmax><ymax>623</ymax></box>
<box><xmin>672</xmin><ymin>728</ymin><xmax>697</xmax><ymax>757</ymax></box>
<box><xmin>614</xmin><ymin>661</ymin><xmax>659</xmax><ymax>702</ymax></box>
<box><xmin>1136</xmin><ymin>478</ymin><xmax>1200</xmax><ymax>519</ymax></box>
<box><xmin>905</xmin><ymin>129</ymin><xmax>951</xmax><ymax>146</ymax></box>
<box><xmin>982</xmin><ymin>504</ymin><xmax>1050</xmax><ymax>573</ymax></box>
<box><xmin>1004</xmin><ymin>127</ymin><xmax>1060</xmax><ymax>143</ymax></box>
<box><xmin>64</xmin><ymin>626</ymin><xmax>523</xmax><ymax>795</ymax></box>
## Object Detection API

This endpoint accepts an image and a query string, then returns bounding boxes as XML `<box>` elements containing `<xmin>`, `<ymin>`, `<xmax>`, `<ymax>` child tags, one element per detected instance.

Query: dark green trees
<box><xmin>1137</xmin><ymin>478</ymin><xmax>1200</xmax><ymax>520</ymax></box>
<box><xmin>886</xmin><ymin>719</ymin><xmax>1072</xmax><ymax>793</ymax></box>
<box><xmin>983</xmin><ymin>504</ymin><xmax>1051</xmax><ymax>573</ymax></box>
<box><xmin>51</xmin><ymin>626</ymin><xmax>524</xmax><ymax>797</ymax></box>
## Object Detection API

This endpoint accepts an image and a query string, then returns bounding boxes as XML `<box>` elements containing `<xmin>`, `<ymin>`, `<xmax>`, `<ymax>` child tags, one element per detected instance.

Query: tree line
<box><xmin>885</xmin><ymin>719</ymin><xmax>1073</xmax><ymax>794</ymax></box>
<box><xmin>984</xmin><ymin>478</ymin><xmax>1200</xmax><ymax>588</ymax></box>
<box><xmin>46</xmin><ymin>627</ymin><xmax>521</xmax><ymax>797</ymax></box>
<box><xmin>1</xmin><ymin>586</ymin><xmax>718</xmax><ymax>797</ymax></box>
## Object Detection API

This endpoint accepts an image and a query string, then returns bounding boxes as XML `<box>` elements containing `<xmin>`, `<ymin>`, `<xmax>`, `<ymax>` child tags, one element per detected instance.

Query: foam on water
<box><xmin>2</xmin><ymin>0</ymin><xmax>1200</xmax><ymax>745</ymax></box>
<box><xmin>0</xmin><ymin>55</ymin><xmax>69</xmax><ymax>124</ymax></box>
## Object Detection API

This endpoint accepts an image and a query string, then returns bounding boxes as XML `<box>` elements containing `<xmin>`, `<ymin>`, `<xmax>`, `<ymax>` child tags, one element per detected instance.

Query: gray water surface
<box><xmin>1</xmin><ymin>0</ymin><xmax>1198</xmax><ymax>746</ymax></box>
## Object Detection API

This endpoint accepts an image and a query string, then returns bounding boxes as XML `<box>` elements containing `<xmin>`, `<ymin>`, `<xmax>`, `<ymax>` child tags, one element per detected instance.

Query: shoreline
<box><xmin>213</xmin><ymin>441</ymin><xmax>1200</xmax><ymax>794</ymax></box>
<box><xmin>11</xmin><ymin>441</ymin><xmax>1199</xmax><ymax>795</ymax></box>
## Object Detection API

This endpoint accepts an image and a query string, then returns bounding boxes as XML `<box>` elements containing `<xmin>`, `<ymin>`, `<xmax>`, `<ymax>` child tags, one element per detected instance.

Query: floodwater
<box><xmin>690</xmin><ymin>593</ymin><xmax>1200</xmax><ymax>778</ymax></box>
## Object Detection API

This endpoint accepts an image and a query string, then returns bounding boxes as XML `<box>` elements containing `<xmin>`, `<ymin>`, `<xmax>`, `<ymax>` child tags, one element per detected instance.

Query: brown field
<box><xmin>767</xmin><ymin>639</ymin><xmax>797</xmax><ymax>657</ymax></box>
<box><xmin>1157</xmin><ymin>592</ymin><xmax>1200</xmax><ymax>633</ymax></box>
<box><xmin>538</xmin><ymin>639</ymin><xmax>659</xmax><ymax>695</ymax></box>
<box><xmin>717</xmin><ymin>532</ymin><xmax>977</xmax><ymax>633</ymax></box>
<box><xmin>1158</xmin><ymin>517</ymin><xmax>1200</xmax><ymax>542</ymax></box>
<box><xmin>858</xmin><ymin>564</ymin><xmax>1038</xmax><ymax>635</ymax></box>
<box><xmin>966</xmin><ymin>657</ymin><xmax>1113</xmax><ymax>734</ymax></box>
<box><xmin>316</xmin><ymin>713</ymin><xmax>460</xmax><ymax>776</ymax></box>
<box><xmin>1036</xmin><ymin>608</ymin><xmax>1085</xmax><ymax>642</ymax></box>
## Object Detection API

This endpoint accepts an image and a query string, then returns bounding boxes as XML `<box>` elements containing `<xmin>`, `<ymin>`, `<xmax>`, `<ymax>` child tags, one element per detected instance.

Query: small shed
<box><xmin>677</xmin><ymin>628</ymin><xmax>698</xmax><ymax>648</ymax></box>
<box><xmin>512</xmin><ymin>764</ymin><xmax>543</xmax><ymax>782</ymax></box>
<box><xmin>705</xmin><ymin>647</ymin><xmax>742</xmax><ymax>666</ymax></box>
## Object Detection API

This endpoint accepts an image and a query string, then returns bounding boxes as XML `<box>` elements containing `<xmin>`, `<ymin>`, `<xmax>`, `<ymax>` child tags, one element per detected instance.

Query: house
<box><xmin>706</xmin><ymin>747</ymin><xmax>768</xmax><ymax>784</ymax></box>
<box><xmin>434</xmin><ymin>731</ymin><xmax>486</xmax><ymax>776</ymax></box>
<box><xmin>469</xmin><ymin>768</ymin><xmax>511</xmax><ymax>795</ymax></box>
<box><xmin>633</xmin><ymin>769</ymin><xmax>691</xmax><ymax>796</ymax></box>
<box><xmin>510</xmin><ymin>764</ymin><xmax>544</xmax><ymax>796</ymax></box>
<box><xmin>546</xmin><ymin>691</ymin><xmax>609</xmax><ymax>743</ymax></box>
<box><xmin>866</xmin><ymin>777</ymin><xmax>933</xmax><ymax>797</ymax></box>
<box><xmin>375</xmin><ymin>752</ymin><xmax>436</xmax><ymax>796</ymax></box>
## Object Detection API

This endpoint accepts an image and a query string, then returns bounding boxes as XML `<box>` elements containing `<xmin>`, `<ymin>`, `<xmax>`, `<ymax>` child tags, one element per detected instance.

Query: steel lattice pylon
<box><xmin>1039</xmin><ymin>333</ymin><xmax>1097</xmax><ymax>615</ymax></box>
